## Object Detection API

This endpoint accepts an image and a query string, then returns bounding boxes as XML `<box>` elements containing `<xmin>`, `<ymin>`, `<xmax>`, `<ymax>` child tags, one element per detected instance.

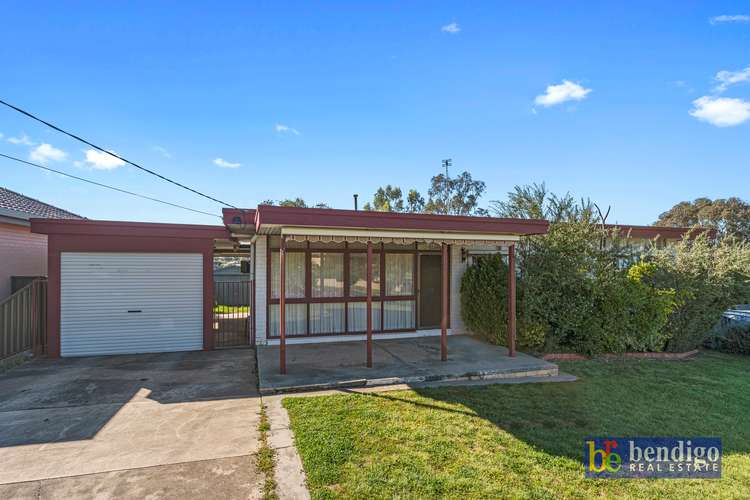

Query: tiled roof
<box><xmin>0</xmin><ymin>187</ymin><xmax>83</xmax><ymax>220</ymax></box>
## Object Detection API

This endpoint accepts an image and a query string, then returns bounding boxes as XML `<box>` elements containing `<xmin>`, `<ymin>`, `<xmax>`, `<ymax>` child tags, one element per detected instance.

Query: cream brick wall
<box><xmin>254</xmin><ymin>235</ymin><xmax>268</xmax><ymax>344</ymax></box>
<box><xmin>450</xmin><ymin>244</ymin><xmax>469</xmax><ymax>335</ymax></box>
<box><xmin>0</xmin><ymin>224</ymin><xmax>47</xmax><ymax>300</ymax></box>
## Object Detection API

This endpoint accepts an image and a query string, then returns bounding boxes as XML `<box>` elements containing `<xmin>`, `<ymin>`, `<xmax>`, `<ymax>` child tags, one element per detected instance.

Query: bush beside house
<box><xmin>461</xmin><ymin>223</ymin><xmax>750</xmax><ymax>355</ymax></box>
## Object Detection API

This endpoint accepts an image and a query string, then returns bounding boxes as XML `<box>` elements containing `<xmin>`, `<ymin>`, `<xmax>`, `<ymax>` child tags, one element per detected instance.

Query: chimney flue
<box><xmin>353</xmin><ymin>194</ymin><xmax>359</xmax><ymax>211</ymax></box>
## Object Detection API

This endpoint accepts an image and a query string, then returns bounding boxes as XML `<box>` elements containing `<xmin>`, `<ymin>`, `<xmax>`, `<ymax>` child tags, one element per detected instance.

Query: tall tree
<box><xmin>424</xmin><ymin>171</ymin><xmax>487</xmax><ymax>215</ymax></box>
<box><xmin>656</xmin><ymin>197</ymin><xmax>750</xmax><ymax>241</ymax></box>
<box><xmin>363</xmin><ymin>163</ymin><xmax>487</xmax><ymax>215</ymax></box>
<box><xmin>489</xmin><ymin>182</ymin><xmax>596</xmax><ymax>223</ymax></box>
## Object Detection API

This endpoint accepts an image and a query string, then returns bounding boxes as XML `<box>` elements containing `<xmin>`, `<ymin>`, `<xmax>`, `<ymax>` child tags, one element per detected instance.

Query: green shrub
<box><xmin>459</xmin><ymin>254</ymin><xmax>544</xmax><ymax>350</ymax></box>
<box><xmin>646</xmin><ymin>236</ymin><xmax>750</xmax><ymax>352</ymax></box>
<box><xmin>705</xmin><ymin>323</ymin><xmax>750</xmax><ymax>355</ymax></box>
<box><xmin>460</xmin><ymin>224</ymin><xmax>750</xmax><ymax>355</ymax></box>
<box><xmin>460</xmin><ymin>223</ymin><xmax>677</xmax><ymax>355</ymax></box>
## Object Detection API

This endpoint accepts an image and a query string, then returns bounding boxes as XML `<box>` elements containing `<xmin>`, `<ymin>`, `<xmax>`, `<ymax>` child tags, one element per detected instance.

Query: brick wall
<box><xmin>0</xmin><ymin>224</ymin><xmax>47</xmax><ymax>300</ymax></box>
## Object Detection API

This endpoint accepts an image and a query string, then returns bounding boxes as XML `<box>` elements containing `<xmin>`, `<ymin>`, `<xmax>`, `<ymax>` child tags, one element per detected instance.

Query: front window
<box><xmin>268</xmin><ymin>242</ymin><xmax>418</xmax><ymax>337</ymax></box>
<box><xmin>270</xmin><ymin>251</ymin><xmax>305</xmax><ymax>298</ymax></box>
<box><xmin>311</xmin><ymin>252</ymin><xmax>344</xmax><ymax>297</ymax></box>
<box><xmin>349</xmin><ymin>253</ymin><xmax>380</xmax><ymax>296</ymax></box>
<box><xmin>385</xmin><ymin>253</ymin><xmax>414</xmax><ymax>296</ymax></box>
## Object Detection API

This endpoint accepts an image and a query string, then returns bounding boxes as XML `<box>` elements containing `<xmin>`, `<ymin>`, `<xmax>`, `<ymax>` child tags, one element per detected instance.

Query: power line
<box><xmin>0</xmin><ymin>152</ymin><xmax>221</xmax><ymax>219</ymax></box>
<box><xmin>0</xmin><ymin>98</ymin><xmax>239</xmax><ymax>208</ymax></box>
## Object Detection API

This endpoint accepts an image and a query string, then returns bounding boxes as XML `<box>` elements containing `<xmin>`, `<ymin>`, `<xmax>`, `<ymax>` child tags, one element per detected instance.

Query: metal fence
<box><xmin>0</xmin><ymin>279</ymin><xmax>47</xmax><ymax>360</ymax></box>
<box><xmin>213</xmin><ymin>280</ymin><xmax>254</xmax><ymax>348</ymax></box>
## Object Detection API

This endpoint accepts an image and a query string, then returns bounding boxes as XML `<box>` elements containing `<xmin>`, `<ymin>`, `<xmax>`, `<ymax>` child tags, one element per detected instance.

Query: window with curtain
<box><xmin>349</xmin><ymin>253</ymin><xmax>380</xmax><ymax>297</ymax></box>
<box><xmin>268</xmin><ymin>303</ymin><xmax>307</xmax><ymax>336</ymax></box>
<box><xmin>311</xmin><ymin>252</ymin><xmax>344</xmax><ymax>297</ymax></box>
<box><xmin>383</xmin><ymin>300</ymin><xmax>415</xmax><ymax>330</ymax></box>
<box><xmin>310</xmin><ymin>303</ymin><xmax>345</xmax><ymax>334</ymax></box>
<box><xmin>347</xmin><ymin>302</ymin><xmax>381</xmax><ymax>332</ymax></box>
<box><xmin>385</xmin><ymin>254</ymin><xmax>414</xmax><ymax>296</ymax></box>
<box><xmin>270</xmin><ymin>251</ymin><xmax>305</xmax><ymax>299</ymax></box>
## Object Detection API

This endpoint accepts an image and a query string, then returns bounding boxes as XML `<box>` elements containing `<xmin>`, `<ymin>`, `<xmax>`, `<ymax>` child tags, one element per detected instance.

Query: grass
<box><xmin>283</xmin><ymin>351</ymin><xmax>750</xmax><ymax>499</ymax></box>
<box><xmin>213</xmin><ymin>304</ymin><xmax>249</xmax><ymax>314</ymax></box>
<box><xmin>255</xmin><ymin>405</ymin><xmax>278</xmax><ymax>500</ymax></box>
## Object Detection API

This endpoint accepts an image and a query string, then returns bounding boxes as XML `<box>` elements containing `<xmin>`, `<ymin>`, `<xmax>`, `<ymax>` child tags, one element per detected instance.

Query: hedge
<box><xmin>460</xmin><ymin>223</ymin><xmax>750</xmax><ymax>355</ymax></box>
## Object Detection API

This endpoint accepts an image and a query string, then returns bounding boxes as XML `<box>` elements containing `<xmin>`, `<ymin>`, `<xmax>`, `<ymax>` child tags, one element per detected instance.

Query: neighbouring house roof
<box><xmin>223</xmin><ymin>205</ymin><xmax>551</xmax><ymax>238</ymax></box>
<box><xmin>0</xmin><ymin>186</ymin><xmax>83</xmax><ymax>226</ymax></box>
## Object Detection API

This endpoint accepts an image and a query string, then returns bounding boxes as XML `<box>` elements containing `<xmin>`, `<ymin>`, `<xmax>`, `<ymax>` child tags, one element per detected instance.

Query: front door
<box><xmin>418</xmin><ymin>255</ymin><xmax>442</xmax><ymax>328</ymax></box>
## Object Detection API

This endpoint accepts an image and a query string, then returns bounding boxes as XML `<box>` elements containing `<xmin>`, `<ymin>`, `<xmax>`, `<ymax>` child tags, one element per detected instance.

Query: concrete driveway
<box><xmin>0</xmin><ymin>349</ymin><xmax>262</xmax><ymax>499</ymax></box>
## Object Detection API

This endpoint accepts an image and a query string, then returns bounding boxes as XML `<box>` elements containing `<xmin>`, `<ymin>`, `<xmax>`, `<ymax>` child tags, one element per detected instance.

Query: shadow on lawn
<box><xmin>346</xmin><ymin>353</ymin><xmax>750</xmax><ymax>463</ymax></box>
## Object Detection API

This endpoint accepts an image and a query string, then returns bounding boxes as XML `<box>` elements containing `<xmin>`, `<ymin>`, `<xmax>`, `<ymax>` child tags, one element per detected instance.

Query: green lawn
<box><xmin>283</xmin><ymin>352</ymin><xmax>750</xmax><ymax>499</ymax></box>
<box><xmin>213</xmin><ymin>305</ymin><xmax>249</xmax><ymax>314</ymax></box>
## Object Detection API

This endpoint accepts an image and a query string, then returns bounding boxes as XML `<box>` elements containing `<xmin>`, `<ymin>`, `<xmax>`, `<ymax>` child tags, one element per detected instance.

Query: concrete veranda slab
<box><xmin>0</xmin><ymin>349</ymin><xmax>262</xmax><ymax>497</ymax></box>
<box><xmin>257</xmin><ymin>335</ymin><xmax>558</xmax><ymax>393</ymax></box>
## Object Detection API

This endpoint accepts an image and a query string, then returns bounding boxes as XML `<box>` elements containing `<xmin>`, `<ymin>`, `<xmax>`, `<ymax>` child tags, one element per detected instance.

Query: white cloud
<box><xmin>85</xmin><ymin>149</ymin><xmax>126</xmax><ymax>170</ymax></box>
<box><xmin>709</xmin><ymin>15</ymin><xmax>750</xmax><ymax>25</ymax></box>
<box><xmin>213</xmin><ymin>157</ymin><xmax>241</xmax><ymax>168</ymax></box>
<box><xmin>153</xmin><ymin>145</ymin><xmax>172</xmax><ymax>158</ymax></box>
<box><xmin>441</xmin><ymin>22</ymin><xmax>461</xmax><ymax>34</ymax></box>
<box><xmin>534</xmin><ymin>80</ymin><xmax>592</xmax><ymax>107</ymax></box>
<box><xmin>714</xmin><ymin>65</ymin><xmax>750</xmax><ymax>92</ymax></box>
<box><xmin>29</xmin><ymin>143</ymin><xmax>67</xmax><ymax>163</ymax></box>
<box><xmin>689</xmin><ymin>96</ymin><xmax>750</xmax><ymax>127</ymax></box>
<box><xmin>274</xmin><ymin>123</ymin><xmax>300</xmax><ymax>135</ymax></box>
<box><xmin>0</xmin><ymin>132</ymin><xmax>3</xmax><ymax>139</ymax></box>
<box><xmin>8</xmin><ymin>133</ymin><xmax>34</xmax><ymax>146</ymax></box>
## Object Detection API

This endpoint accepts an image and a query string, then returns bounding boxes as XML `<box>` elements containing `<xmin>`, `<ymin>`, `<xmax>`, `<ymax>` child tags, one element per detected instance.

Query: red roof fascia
<box><xmin>31</xmin><ymin>218</ymin><xmax>230</xmax><ymax>240</ymax></box>
<box><xmin>253</xmin><ymin>205</ymin><xmax>549</xmax><ymax>235</ymax></box>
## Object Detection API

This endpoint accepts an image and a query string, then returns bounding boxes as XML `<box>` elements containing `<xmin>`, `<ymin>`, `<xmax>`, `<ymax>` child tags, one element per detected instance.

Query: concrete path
<box><xmin>0</xmin><ymin>349</ymin><xmax>263</xmax><ymax>499</ymax></box>
<box><xmin>258</xmin><ymin>335</ymin><xmax>559</xmax><ymax>393</ymax></box>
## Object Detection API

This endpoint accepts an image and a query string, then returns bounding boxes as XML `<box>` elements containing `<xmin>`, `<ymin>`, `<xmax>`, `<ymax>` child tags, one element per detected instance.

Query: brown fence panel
<box><xmin>0</xmin><ymin>278</ymin><xmax>47</xmax><ymax>360</ymax></box>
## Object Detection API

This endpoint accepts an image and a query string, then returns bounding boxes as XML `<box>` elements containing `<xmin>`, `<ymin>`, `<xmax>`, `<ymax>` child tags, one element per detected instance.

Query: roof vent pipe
<box><xmin>353</xmin><ymin>194</ymin><xmax>359</xmax><ymax>211</ymax></box>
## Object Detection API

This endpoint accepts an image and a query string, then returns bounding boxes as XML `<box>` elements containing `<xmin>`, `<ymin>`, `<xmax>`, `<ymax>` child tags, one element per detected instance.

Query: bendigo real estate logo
<box><xmin>584</xmin><ymin>437</ymin><xmax>721</xmax><ymax>478</ymax></box>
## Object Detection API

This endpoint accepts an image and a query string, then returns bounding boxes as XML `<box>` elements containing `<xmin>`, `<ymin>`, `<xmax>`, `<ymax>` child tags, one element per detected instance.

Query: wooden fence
<box><xmin>0</xmin><ymin>279</ymin><xmax>47</xmax><ymax>360</ymax></box>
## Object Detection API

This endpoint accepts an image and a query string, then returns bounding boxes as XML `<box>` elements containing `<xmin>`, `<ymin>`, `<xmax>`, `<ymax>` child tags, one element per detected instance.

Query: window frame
<box><xmin>267</xmin><ymin>240</ymin><xmax>420</xmax><ymax>337</ymax></box>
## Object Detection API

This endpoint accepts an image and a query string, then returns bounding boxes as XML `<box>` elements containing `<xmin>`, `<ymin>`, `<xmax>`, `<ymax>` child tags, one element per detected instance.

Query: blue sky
<box><xmin>1</xmin><ymin>1</ymin><xmax>748</xmax><ymax>225</ymax></box>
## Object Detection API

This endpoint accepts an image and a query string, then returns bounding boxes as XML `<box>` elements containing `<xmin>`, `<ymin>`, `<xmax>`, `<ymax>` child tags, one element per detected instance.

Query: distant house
<box><xmin>0</xmin><ymin>187</ymin><xmax>82</xmax><ymax>299</ymax></box>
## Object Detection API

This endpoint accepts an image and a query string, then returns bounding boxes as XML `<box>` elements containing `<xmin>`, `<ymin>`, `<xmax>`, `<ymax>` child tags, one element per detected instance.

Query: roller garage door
<box><xmin>60</xmin><ymin>252</ymin><xmax>203</xmax><ymax>356</ymax></box>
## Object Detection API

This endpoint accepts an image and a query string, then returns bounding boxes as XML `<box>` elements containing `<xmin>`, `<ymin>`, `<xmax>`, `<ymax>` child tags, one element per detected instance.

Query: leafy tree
<box><xmin>655</xmin><ymin>197</ymin><xmax>750</xmax><ymax>241</ymax></box>
<box><xmin>424</xmin><ymin>171</ymin><xmax>487</xmax><ymax>215</ymax></box>
<box><xmin>363</xmin><ymin>186</ymin><xmax>425</xmax><ymax>213</ymax></box>
<box><xmin>489</xmin><ymin>182</ymin><xmax>595</xmax><ymax>223</ymax></box>
<box><xmin>261</xmin><ymin>198</ymin><xmax>330</xmax><ymax>208</ymax></box>
<box><xmin>368</xmin><ymin>185</ymin><xmax>405</xmax><ymax>212</ymax></box>
<box><xmin>406</xmin><ymin>189</ymin><xmax>425</xmax><ymax>213</ymax></box>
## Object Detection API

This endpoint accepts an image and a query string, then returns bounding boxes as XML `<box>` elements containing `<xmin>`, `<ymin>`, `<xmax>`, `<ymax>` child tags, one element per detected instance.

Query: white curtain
<box><xmin>268</xmin><ymin>303</ymin><xmax>307</xmax><ymax>336</ymax></box>
<box><xmin>385</xmin><ymin>254</ymin><xmax>414</xmax><ymax>296</ymax></box>
<box><xmin>347</xmin><ymin>301</ymin><xmax>381</xmax><ymax>332</ymax></box>
<box><xmin>271</xmin><ymin>251</ymin><xmax>305</xmax><ymax>299</ymax></box>
<box><xmin>349</xmin><ymin>253</ymin><xmax>380</xmax><ymax>297</ymax></box>
<box><xmin>383</xmin><ymin>300</ymin><xmax>415</xmax><ymax>330</ymax></box>
<box><xmin>309</xmin><ymin>302</ymin><xmax>345</xmax><ymax>334</ymax></box>
<box><xmin>311</xmin><ymin>252</ymin><xmax>344</xmax><ymax>297</ymax></box>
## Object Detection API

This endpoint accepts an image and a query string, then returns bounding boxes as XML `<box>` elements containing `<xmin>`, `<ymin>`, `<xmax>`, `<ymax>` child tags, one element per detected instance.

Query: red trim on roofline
<box><xmin>31</xmin><ymin>218</ymin><xmax>229</xmax><ymax>240</ymax></box>
<box><xmin>603</xmin><ymin>224</ymin><xmax>717</xmax><ymax>240</ymax></box>
<box><xmin>224</xmin><ymin>205</ymin><xmax>550</xmax><ymax>235</ymax></box>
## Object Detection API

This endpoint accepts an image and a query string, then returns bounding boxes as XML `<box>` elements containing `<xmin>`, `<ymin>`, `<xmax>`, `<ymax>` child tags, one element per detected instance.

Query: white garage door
<box><xmin>60</xmin><ymin>252</ymin><xmax>203</xmax><ymax>357</ymax></box>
